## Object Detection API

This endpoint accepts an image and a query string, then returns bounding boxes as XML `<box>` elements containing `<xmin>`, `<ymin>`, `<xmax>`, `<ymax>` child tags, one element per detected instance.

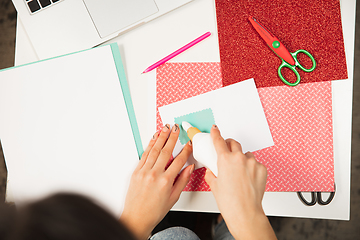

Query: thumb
<box><xmin>210</xmin><ymin>125</ymin><xmax>228</xmax><ymax>156</ymax></box>
<box><xmin>205</xmin><ymin>168</ymin><xmax>217</xmax><ymax>190</ymax></box>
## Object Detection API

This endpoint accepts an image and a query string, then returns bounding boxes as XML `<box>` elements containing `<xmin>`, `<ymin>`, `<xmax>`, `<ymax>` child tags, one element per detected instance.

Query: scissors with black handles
<box><xmin>297</xmin><ymin>186</ymin><xmax>335</xmax><ymax>206</ymax></box>
<box><xmin>249</xmin><ymin>16</ymin><xmax>316</xmax><ymax>86</ymax></box>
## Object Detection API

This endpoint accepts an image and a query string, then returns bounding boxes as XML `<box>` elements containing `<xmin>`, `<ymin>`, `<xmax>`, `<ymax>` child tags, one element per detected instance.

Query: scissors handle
<box><xmin>297</xmin><ymin>192</ymin><xmax>317</xmax><ymax>206</ymax></box>
<box><xmin>297</xmin><ymin>184</ymin><xmax>336</xmax><ymax>206</ymax></box>
<box><xmin>317</xmin><ymin>192</ymin><xmax>335</xmax><ymax>205</ymax></box>
<box><xmin>278</xmin><ymin>49</ymin><xmax>316</xmax><ymax>86</ymax></box>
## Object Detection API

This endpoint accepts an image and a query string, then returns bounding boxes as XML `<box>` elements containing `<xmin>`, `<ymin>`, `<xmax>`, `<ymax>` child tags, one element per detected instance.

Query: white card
<box><xmin>159</xmin><ymin>79</ymin><xmax>274</xmax><ymax>169</ymax></box>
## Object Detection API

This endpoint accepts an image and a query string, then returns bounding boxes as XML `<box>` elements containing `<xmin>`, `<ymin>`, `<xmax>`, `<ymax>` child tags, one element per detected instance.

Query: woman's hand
<box><xmin>205</xmin><ymin>125</ymin><xmax>277</xmax><ymax>240</ymax></box>
<box><xmin>120</xmin><ymin>124</ymin><xmax>194</xmax><ymax>240</ymax></box>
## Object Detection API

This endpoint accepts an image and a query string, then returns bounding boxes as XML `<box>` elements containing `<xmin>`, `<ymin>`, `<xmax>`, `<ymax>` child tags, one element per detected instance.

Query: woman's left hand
<box><xmin>120</xmin><ymin>124</ymin><xmax>194</xmax><ymax>240</ymax></box>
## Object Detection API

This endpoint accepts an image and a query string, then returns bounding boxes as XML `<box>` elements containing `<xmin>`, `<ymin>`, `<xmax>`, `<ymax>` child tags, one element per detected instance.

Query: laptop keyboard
<box><xmin>25</xmin><ymin>0</ymin><xmax>62</xmax><ymax>14</ymax></box>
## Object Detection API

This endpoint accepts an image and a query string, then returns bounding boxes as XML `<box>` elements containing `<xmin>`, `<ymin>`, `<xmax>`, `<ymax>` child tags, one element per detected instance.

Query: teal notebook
<box><xmin>0</xmin><ymin>43</ymin><xmax>142</xmax><ymax>215</ymax></box>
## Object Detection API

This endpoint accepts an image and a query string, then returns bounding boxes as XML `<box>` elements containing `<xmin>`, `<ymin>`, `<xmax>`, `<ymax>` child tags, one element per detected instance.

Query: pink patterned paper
<box><xmin>157</xmin><ymin>63</ymin><xmax>222</xmax><ymax>191</ymax></box>
<box><xmin>156</xmin><ymin>62</ymin><xmax>334</xmax><ymax>192</ymax></box>
<box><xmin>156</xmin><ymin>62</ymin><xmax>222</xmax><ymax>131</ymax></box>
<box><xmin>255</xmin><ymin>82</ymin><xmax>334</xmax><ymax>191</ymax></box>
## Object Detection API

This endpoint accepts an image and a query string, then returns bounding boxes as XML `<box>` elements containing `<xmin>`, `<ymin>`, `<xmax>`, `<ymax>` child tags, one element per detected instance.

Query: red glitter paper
<box><xmin>215</xmin><ymin>0</ymin><xmax>348</xmax><ymax>88</ymax></box>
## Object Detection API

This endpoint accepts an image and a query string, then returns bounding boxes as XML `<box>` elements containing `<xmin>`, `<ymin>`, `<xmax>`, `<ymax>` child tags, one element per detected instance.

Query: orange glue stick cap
<box><xmin>182</xmin><ymin>121</ymin><xmax>201</xmax><ymax>141</ymax></box>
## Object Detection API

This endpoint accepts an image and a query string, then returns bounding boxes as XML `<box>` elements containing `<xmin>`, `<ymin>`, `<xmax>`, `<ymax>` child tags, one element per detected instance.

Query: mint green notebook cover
<box><xmin>0</xmin><ymin>43</ymin><xmax>144</xmax><ymax>158</ymax></box>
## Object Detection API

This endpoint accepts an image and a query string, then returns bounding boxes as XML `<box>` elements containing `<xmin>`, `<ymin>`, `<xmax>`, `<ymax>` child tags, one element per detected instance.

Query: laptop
<box><xmin>12</xmin><ymin>0</ymin><xmax>194</xmax><ymax>59</ymax></box>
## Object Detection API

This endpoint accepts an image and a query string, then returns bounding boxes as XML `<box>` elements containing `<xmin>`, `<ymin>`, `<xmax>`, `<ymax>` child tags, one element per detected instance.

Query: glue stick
<box><xmin>182</xmin><ymin>121</ymin><xmax>218</xmax><ymax>176</ymax></box>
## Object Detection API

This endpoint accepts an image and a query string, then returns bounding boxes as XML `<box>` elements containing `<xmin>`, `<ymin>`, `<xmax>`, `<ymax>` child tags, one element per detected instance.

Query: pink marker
<box><xmin>142</xmin><ymin>32</ymin><xmax>211</xmax><ymax>73</ymax></box>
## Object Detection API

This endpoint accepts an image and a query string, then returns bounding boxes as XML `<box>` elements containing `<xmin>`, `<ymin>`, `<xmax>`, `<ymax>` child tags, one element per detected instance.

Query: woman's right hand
<box><xmin>205</xmin><ymin>125</ymin><xmax>277</xmax><ymax>240</ymax></box>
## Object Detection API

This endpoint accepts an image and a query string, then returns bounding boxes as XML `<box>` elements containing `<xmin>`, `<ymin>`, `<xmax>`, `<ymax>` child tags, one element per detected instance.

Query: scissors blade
<box><xmin>248</xmin><ymin>16</ymin><xmax>295</xmax><ymax>66</ymax></box>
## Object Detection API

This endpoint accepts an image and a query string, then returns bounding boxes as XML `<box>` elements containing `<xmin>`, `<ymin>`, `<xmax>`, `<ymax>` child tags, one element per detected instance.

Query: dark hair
<box><xmin>0</xmin><ymin>193</ymin><xmax>137</xmax><ymax>240</ymax></box>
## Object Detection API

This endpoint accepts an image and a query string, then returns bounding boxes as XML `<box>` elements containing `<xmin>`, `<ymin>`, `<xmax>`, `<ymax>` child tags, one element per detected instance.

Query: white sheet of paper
<box><xmin>158</xmin><ymin>78</ymin><xmax>274</xmax><ymax>169</ymax></box>
<box><xmin>0</xmin><ymin>45</ymin><xmax>139</xmax><ymax>217</ymax></box>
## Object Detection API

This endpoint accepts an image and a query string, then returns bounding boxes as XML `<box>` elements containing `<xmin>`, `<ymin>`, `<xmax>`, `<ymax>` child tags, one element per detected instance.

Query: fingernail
<box><xmin>212</xmin><ymin>125</ymin><xmax>218</xmax><ymax>129</ymax></box>
<box><xmin>172</xmin><ymin>124</ymin><xmax>179</xmax><ymax>133</ymax></box>
<box><xmin>190</xmin><ymin>164</ymin><xmax>195</xmax><ymax>174</ymax></box>
<box><xmin>188</xmin><ymin>140</ymin><xmax>192</xmax><ymax>146</ymax></box>
<box><xmin>152</xmin><ymin>131</ymin><xmax>159</xmax><ymax>140</ymax></box>
<box><xmin>163</xmin><ymin>124</ymin><xmax>170</xmax><ymax>132</ymax></box>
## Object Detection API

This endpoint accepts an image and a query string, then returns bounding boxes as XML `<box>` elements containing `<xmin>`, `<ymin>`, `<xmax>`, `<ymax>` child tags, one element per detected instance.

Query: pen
<box><xmin>142</xmin><ymin>32</ymin><xmax>211</xmax><ymax>73</ymax></box>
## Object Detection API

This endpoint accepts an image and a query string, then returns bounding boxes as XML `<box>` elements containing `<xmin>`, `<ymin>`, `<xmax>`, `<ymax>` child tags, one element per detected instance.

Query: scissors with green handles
<box><xmin>249</xmin><ymin>16</ymin><xmax>316</xmax><ymax>86</ymax></box>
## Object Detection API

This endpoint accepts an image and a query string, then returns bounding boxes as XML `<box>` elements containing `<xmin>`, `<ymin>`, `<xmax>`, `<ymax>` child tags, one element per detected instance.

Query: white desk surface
<box><xmin>10</xmin><ymin>0</ymin><xmax>355</xmax><ymax>220</ymax></box>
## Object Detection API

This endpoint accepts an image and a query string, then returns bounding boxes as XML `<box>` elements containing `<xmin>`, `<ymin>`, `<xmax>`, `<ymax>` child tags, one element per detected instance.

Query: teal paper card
<box><xmin>174</xmin><ymin>108</ymin><xmax>215</xmax><ymax>144</ymax></box>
